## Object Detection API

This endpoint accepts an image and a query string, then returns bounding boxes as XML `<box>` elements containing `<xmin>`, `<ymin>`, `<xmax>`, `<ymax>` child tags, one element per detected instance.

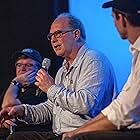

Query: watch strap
<box><xmin>11</xmin><ymin>80</ymin><xmax>22</xmax><ymax>89</ymax></box>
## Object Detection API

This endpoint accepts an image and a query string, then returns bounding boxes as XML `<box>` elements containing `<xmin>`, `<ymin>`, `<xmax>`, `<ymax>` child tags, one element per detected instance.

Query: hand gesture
<box><xmin>14</xmin><ymin>70</ymin><xmax>37</xmax><ymax>87</ymax></box>
<box><xmin>1</xmin><ymin>119</ymin><xmax>17</xmax><ymax>129</ymax></box>
<box><xmin>62</xmin><ymin>130</ymin><xmax>77</xmax><ymax>140</ymax></box>
<box><xmin>35</xmin><ymin>68</ymin><xmax>55</xmax><ymax>93</ymax></box>
<box><xmin>0</xmin><ymin>105</ymin><xmax>25</xmax><ymax>127</ymax></box>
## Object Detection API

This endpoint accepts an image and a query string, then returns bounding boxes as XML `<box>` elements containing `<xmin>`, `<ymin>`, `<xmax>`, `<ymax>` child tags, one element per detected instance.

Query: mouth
<box><xmin>54</xmin><ymin>44</ymin><xmax>61</xmax><ymax>49</ymax></box>
<box><xmin>17</xmin><ymin>72</ymin><xmax>26</xmax><ymax>75</ymax></box>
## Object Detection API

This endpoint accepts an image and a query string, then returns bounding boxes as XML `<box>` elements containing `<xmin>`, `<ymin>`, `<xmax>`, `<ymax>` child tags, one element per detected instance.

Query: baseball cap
<box><xmin>13</xmin><ymin>48</ymin><xmax>43</xmax><ymax>65</ymax></box>
<box><xmin>102</xmin><ymin>0</ymin><xmax>140</xmax><ymax>14</ymax></box>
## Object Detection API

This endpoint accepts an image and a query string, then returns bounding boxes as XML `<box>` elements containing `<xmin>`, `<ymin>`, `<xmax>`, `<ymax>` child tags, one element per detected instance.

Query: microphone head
<box><xmin>42</xmin><ymin>58</ymin><xmax>51</xmax><ymax>70</ymax></box>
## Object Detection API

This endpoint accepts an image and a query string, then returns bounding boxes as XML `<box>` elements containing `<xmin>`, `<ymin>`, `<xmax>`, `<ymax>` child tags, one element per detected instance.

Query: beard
<box><xmin>119</xmin><ymin>31</ymin><xmax>127</xmax><ymax>40</ymax></box>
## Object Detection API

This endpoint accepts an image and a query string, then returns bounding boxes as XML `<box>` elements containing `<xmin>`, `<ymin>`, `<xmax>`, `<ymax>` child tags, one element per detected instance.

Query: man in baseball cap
<box><xmin>0</xmin><ymin>48</ymin><xmax>49</xmax><ymax>140</ymax></box>
<box><xmin>102</xmin><ymin>0</ymin><xmax>140</xmax><ymax>14</ymax></box>
<box><xmin>13</xmin><ymin>48</ymin><xmax>43</xmax><ymax>67</ymax></box>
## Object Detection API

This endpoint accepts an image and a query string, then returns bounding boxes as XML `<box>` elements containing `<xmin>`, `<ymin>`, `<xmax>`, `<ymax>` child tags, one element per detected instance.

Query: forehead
<box><xmin>50</xmin><ymin>16</ymin><xmax>70</xmax><ymax>32</ymax></box>
<box><xmin>16</xmin><ymin>58</ymin><xmax>36</xmax><ymax>63</ymax></box>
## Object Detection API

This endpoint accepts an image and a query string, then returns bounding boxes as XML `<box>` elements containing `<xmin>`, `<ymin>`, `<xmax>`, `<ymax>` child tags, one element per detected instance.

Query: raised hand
<box><xmin>14</xmin><ymin>70</ymin><xmax>37</xmax><ymax>87</ymax></box>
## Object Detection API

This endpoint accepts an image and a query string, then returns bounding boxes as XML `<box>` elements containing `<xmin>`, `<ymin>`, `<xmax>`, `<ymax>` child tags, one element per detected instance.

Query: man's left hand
<box><xmin>62</xmin><ymin>131</ymin><xmax>76</xmax><ymax>140</ymax></box>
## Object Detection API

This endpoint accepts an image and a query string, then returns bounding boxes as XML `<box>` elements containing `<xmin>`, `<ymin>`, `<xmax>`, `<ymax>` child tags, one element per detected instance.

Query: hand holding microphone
<box><xmin>35</xmin><ymin>58</ymin><xmax>55</xmax><ymax>94</ymax></box>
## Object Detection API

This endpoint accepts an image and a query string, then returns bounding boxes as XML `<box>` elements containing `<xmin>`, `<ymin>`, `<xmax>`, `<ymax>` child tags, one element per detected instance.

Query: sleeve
<box><xmin>102</xmin><ymin>71</ymin><xmax>140</xmax><ymax>129</ymax></box>
<box><xmin>47</xmin><ymin>53</ymin><xmax>113</xmax><ymax>115</ymax></box>
<box><xmin>22</xmin><ymin>99</ymin><xmax>53</xmax><ymax>124</ymax></box>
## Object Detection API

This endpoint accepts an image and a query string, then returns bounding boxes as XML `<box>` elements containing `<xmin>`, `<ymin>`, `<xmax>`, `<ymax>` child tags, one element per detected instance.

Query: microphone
<box><xmin>42</xmin><ymin>58</ymin><xmax>51</xmax><ymax>70</ymax></box>
<box><xmin>35</xmin><ymin>58</ymin><xmax>51</xmax><ymax>96</ymax></box>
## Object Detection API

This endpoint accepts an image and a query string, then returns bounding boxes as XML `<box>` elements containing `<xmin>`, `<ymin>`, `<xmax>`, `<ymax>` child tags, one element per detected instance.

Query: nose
<box><xmin>51</xmin><ymin>35</ymin><xmax>58</xmax><ymax>43</ymax></box>
<box><xmin>20</xmin><ymin>65</ymin><xmax>27</xmax><ymax>71</ymax></box>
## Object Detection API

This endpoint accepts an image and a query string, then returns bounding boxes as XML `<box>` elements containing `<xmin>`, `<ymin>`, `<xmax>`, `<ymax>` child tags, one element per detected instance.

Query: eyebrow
<box><xmin>50</xmin><ymin>30</ymin><xmax>63</xmax><ymax>34</ymax></box>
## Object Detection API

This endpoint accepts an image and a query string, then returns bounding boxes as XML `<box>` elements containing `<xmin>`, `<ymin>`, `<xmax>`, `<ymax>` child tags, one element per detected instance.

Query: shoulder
<box><xmin>84</xmin><ymin>48</ymin><xmax>109</xmax><ymax>63</ymax></box>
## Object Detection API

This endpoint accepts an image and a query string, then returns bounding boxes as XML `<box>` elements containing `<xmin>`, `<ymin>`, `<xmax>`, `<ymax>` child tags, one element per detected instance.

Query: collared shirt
<box><xmin>102</xmin><ymin>36</ymin><xmax>140</xmax><ymax>130</ymax></box>
<box><xmin>23</xmin><ymin>44</ymin><xmax>118</xmax><ymax>134</ymax></box>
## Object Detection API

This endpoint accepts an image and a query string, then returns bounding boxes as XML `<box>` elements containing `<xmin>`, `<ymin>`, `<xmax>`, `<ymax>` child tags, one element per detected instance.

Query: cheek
<box><xmin>114</xmin><ymin>21</ymin><xmax>120</xmax><ymax>32</ymax></box>
<box><xmin>16</xmin><ymin>69</ymin><xmax>19</xmax><ymax>75</ymax></box>
<box><xmin>63</xmin><ymin>38</ymin><xmax>71</xmax><ymax>48</ymax></box>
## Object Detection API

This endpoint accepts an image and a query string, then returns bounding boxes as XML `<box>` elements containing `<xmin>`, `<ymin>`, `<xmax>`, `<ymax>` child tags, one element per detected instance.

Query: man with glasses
<box><xmin>0</xmin><ymin>13</ymin><xmax>118</xmax><ymax>140</ymax></box>
<box><xmin>0</xmin><ymin>48</ymin><xmax>50</xmax><ymax>140</ymax></box>
<box><xmin>62</xmin><ymin>0</ymin><xmax>140</xmax><ymax>140</ymax></box>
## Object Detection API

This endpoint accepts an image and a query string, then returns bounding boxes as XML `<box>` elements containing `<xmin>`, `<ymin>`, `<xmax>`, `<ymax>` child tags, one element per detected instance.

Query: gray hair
<box><xmin>57</xmin><ymin>13</ymin><xmax>86</xmax><ymax>40</ymax></box>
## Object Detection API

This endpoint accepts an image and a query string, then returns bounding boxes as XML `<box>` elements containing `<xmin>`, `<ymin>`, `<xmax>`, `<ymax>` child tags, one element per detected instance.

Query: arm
<box><xmin>36</xmin><ymin>52</ymin><xmax>114</xmax><ymax>115</ymax></box>
<box><xmin>1</xmin><ymin>100</ymin><xmax>52</xmax><ymax>129</ymax></box>
<box><xmin>62</xmin><ymin>113</ymin><xmax>116</xmax><ymax>139</ymax></box>
<box><xmin>20</xmin><ymin>100</ymin><xmax>53</xmax><ymax>124</ymax></box>
<box><xmin>63</xmin><ymin>58</ymin><xmax>140</xmax><ymax>139</ymax></box>
<box><xmin>47</xmin><ymin>53</ymin><xmax>114</xmax><ymax>115</ymax></box>
<box><xmin>0</xmin><ymin>105</ymin><xmax>25</xmax><ymax>127</ymax></box>
<box><xmin>0</xmin><ymin>102</ymin><xmax>53</xmax><ymax>129</ymax></box>
<box><xmin>2</xmin><ymin>70</ymin><xmax>37</xmax><ymax>108</ymax></box>
<box><xmin>2</xmin><ymin>84</ymin><xmax>21</xmax><ymax>108</ymax></box>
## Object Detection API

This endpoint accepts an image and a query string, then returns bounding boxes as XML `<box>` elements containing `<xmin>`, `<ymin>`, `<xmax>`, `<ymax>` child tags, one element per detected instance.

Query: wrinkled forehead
<box><xmin>50</xmin><ymin>17</ymin><xmax>70</xmax><ymax>32</ymax></box>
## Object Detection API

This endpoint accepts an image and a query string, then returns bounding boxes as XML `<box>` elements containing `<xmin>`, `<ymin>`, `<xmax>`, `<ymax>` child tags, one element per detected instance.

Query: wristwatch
<box><xmin>11</xmin><ymin>80</ymin><xmax>22</xmax><ymax>88</ymax></box>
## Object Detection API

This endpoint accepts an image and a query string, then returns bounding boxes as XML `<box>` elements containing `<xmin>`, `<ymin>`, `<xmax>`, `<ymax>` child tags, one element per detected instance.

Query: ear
<box><xmin>119</xmin><ymin>14</ymin><xmax>127</xmax><ymax>27</ymax></box>
<box><xmin>74</xmin><ymin>29</ymin><xmax>80</xmax><ymax>40</ymax></box>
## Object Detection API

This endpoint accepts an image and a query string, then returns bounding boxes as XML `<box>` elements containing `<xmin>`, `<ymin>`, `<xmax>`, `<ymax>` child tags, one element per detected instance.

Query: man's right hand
<box><xmin>0</xmin><ymin>105</ymin><xmax>25</xmax><ymax>127</ymax></box>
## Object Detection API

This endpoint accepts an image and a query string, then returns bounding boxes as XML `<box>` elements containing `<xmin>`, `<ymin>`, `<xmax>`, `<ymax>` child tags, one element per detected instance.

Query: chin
<box><xmin>55</xmin><ymin>53</ymin><xmax>62</xmax><ymax>57</ymax></box>
<box><xmin>119</xmin><ymin>33</ymin><xmax>127</xmax><ymax>40</ymax></box>
<box><xmin>121</xmin><ymin>36</ymin><xmax>127</xmax><ymax>40</ymax></box>
<box><xmin>55</xmin><ymin>51</ymin><xmax>64</xmax><ymax>57</ymax></box>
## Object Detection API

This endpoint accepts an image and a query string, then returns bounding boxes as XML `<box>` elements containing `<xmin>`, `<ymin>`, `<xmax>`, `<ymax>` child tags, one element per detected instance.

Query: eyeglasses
<box><xmin>47</xmin><ymin>29</ymin><xmax>74</xmax><ymax>41</ymax></box>
<box><xmin>15</xmin><ymin>63</ymin><xmax>35</xmax><ymax>69</ymax></box>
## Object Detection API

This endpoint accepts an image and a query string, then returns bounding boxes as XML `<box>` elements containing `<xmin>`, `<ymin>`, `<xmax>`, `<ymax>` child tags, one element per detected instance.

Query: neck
<box><xmin>66</xmin><ymin>41</ymin><xmax>85</xmax><ymax>65</ymax></box>
<box><xmin>128</xmin><ymin>26</ymin><xmax>140</xmax><ymax>44</ymax></box>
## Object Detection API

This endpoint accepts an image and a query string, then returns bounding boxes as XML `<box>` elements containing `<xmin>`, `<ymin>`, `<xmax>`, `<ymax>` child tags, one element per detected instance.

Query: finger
<box><xmin>34</xmin><ymin>81</ymin><xmax>40</xmax><ymax>87</ymax></box>
<box><xmin>26</xmin><ymin>72</ymin><xmax>36</xmax><ymax>81</ymax></box>
<box><xmin>8</xmin><ymin>106</ymin><xmax>17</xmax><ymax>117</ymax></box>
<box><xmin>29</xmin><ymin>76</ymin><xmax>36</xmax><ymax>83</ymax></box>
<box><xmin>2</xmin><ymin>121</ymin><xmax>10</xmax><ymax>129</ymax></box>
<box><xmin>25</xmin><ymin>70</ymin><xmax>36</xmax><ymax>75</ymax></box>
<box><xmin>62</xmin><ymin>134</ymin><xmax>66</xmax><ymax>140</ymax></box>
<box><xmin>28</xmin><ymin>71</ymin><xmax>37</xmax><ymax>77</ymax></box>
<box><xmin>5</xmin><ymin>120</ymin><xmax>17</xmax><ymax>126</ymax></box>
<box><xmin>35</xmin><ymin>75</ymin><xmax>42</xmax><ymax>83</ymax></box>
<box><xmin>36</xmin><ymin>69</ymin><xmax>47</xmax><ymax>78</ymax></box>
<box><xmin>1</xmin><ymin>118</ymin><xmax>6</xmax><ymax>126</ymax></box>
<box><xmin>26</xmin><ymin>74</ymin><xmax>36</xmax><ymax>83</ymax></box>
<box><xmin>0</xmin><ymin>108</ymin><xmax>11</xmax><ymax>121</ymax></box>
<box><xmin>10</xmin><ymin>118</ymin><xmax>16</xmax><ymax>123</ymax></box>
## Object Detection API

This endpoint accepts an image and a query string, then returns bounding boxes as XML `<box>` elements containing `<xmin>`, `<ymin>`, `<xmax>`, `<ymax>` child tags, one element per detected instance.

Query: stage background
<box><xmin>0</xmin><ymin>0</ymin><xmax>68</xmax><ymax>94</ymax></box>
<box><xmin>69</xmin><ymin>0</ymin><xmax>132</xmax><ymax>92</ymax></box>
<box><xmin>0</xmin><ymin>0</ymin><xmax>132</xmax><ymax>94</ymax></box>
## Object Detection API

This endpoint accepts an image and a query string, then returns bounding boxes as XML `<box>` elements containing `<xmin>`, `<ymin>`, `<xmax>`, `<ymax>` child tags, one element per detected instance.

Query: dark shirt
<box><xmin>16</xmin><ymin>85</ymin><xmax>52</xmax><ymax>131</ymax></box>
<box><xmin>0</xmin><ymin>84</ymin><xmax>52</xmax><ymax>134</ymax></box>
<box><xmin>18</xmin><ymin>84</ymin><xmax>47</xmax><ymax>105</ymax></box>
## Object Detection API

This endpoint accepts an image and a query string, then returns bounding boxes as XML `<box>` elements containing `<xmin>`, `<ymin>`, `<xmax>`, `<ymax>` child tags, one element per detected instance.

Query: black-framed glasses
<box><xmin>47</xmin><ymin>29</ymin><xmax>74</xmax><ymax>41</ymax></box>
<box><xmin>15</xmin><ymin>63</ymin><xmax>35</xmax><ymax>69</ymax></box>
